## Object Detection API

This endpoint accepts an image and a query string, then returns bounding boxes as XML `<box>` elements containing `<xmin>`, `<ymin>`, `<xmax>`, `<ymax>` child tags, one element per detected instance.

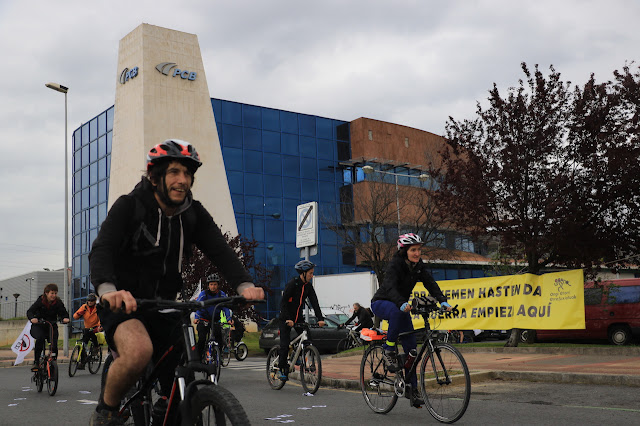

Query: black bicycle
<box><xmin>69</xmin><ymin>326</ymin><xmax>103</xmax><ymax>377</ymax></box>
<box><xmin>100</xmin><ymin>296</ymin><xmax>261</xmax><ymax>425</ymax></box>
<box><xmin>31</xmin><ymin>319</ymin><xmax>60</xmax><ymax>396</ymax></box>
<box><xmin>360</xmin><ymin>296</ymin><xmax>471</xmax><ymax>423</ymax></box>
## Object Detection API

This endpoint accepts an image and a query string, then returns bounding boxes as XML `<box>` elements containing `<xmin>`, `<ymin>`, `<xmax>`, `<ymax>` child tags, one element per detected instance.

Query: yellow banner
<box><xmin>404</xmin><ymin>269</ymin><xmax>585</xmax><ymax>331</ymax></box>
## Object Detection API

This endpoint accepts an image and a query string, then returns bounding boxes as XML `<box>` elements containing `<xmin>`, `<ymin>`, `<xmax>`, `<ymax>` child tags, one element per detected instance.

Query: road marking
<box><xmin>78</xmin><ymin>399</ymin><xmax>98</xmax><ymax>405</ymax></box>
<box><xmin>564</xmin><ymin>404</ymin><xmax>640</xmax><ymax>413</ymax></box>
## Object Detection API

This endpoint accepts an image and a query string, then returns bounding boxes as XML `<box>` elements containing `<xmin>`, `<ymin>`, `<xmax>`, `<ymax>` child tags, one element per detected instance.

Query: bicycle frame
<box><xmin>285</xmin><ymin>325</ymin><xmax>311</xmax><ymax>372</ymax></box>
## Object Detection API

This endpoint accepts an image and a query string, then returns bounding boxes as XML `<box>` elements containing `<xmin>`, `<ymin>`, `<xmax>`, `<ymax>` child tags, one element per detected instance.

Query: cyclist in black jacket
<box><xmin>371</xmin><ymin>233</ymin><xmax>450</xmax><ymax>407</ymax></box>
<box><xmin>277</xmin><ymin>260</ymin><xmax>325</xmax><ymax>380</ymax></box>
<box><xmin>341</xmin><ymin>303</ymin><xmax>373</xmax><ymax>332</ymax></box>
<box><xmin>89</xmin><ymin>139</ymin><xmax>264</xmax><ymax>425</ymax></box>
<box><xmin>26</xmin><ymin>283</ymin><xmax>70</xmax><ymax>371</ymax></box>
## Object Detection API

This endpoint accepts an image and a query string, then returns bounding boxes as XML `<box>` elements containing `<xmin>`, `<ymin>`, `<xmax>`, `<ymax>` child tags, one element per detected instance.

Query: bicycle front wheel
<box><xmin>47</xmin><ymin>359</ymin><xmax>59</xmax><ymax>396</ymax></box>
<box><xmin>337</xmin><ymin>338</ymin><xmax>348</xmax><ymax>353</ymax></box>
<box><xmin>300</xmin><ymin>345</ymin><xmax>321</xmax><ymax>394</ymax></box>
<box><xmin>222</xmin><ymin>330</ymin><xmax>232</xmax><ymax>367</ymax></box>
<box><xmin>203</xmin><ymin>342</ymin><xmax>222</xmax><ymax>383</ymax></box>
<box><xmin>35</xmin><ymin>359</ymin><xmax>45</xmax><ymax>393</ymax></box>
<box><xmin>420</xmin><ymin>342</ymin><xmax>470</xmax><ymax>423</ymax></box>
<box><xmin>266</xmin><ymin>346</ymin><xmax>285</xmax><ymax>390</ymax></box>
<box><xmin>360</xmin><ymin>344</ymin><xmax>398</xmax><ymax>414</ymax></box>
<box><xmin>69</xmin><ymin>345</ymin><xmax>80</xmax><ymax>377</ymax></box>
<box><xmin>191</xmin><ymin>384</ymin><xmax>250</xmax><ymax>425</ymax></box>
<box><xmin>88</xmin><ymin>343</ymin><xmax>103</xmax><ymax>374</ymax></box>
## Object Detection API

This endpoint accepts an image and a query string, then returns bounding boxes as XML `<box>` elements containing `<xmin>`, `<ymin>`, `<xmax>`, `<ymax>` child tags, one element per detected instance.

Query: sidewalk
<box><xmin>3</xmin><ymin>346</ymin><xmax>640</xmax><ymax>389</ymax></box>
<box><xmin>320</xmin><ymin>346</ymin><xmax>640</xmax><ymax>389</ymax></box>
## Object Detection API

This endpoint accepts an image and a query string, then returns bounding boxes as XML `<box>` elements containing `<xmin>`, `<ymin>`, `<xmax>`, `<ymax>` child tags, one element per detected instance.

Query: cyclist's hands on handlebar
<box><xmin>101</xmin><ymin>290</ymin><xmax>137</xmax><ymax>314</ymax></box>
<box><xmin>241</xmin><ymin>286</ymin><xmax>264</xmax><ymax>301</ymax></box>
<box><xmin>317</xmin><ymin>320</ymin><xmax>326</xmax><ymax>327</ymax></box>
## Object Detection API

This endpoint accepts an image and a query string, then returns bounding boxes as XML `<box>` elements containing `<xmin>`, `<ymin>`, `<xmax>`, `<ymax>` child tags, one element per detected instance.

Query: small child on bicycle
<box><xmin>26</xmin><ymin>283</ymin><xmax>70</xmax><ymax>371</ymax></box>
<box><xmin>277</xmin><ymin>260</ymin><xmax>325</xmax><ymax>380</ymax></box>
<box><xmin>73</xmin><ymin>293</ymin><xmax>102</xmax><ymax>366</ymax></box>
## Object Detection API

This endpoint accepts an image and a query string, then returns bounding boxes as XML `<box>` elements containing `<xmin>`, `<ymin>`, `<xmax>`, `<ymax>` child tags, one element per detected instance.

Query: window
<box><xmin>607</xmin><ymin>286</ymin><xmax>640</xmax><ymax>304</ymax></box>
<box><xmin>263</xmin><ymin>153</ymin><xmax>281</xmax><ymax>175</ymax></box>
<box><xmin>584</xmin><ymin>288</ymin><xmax>603</xmax><ymax>305</ymax></box>
<box><xmin>299</xmin><ymin>115</ymin><xmax>316</xmax><ymax>137</ymax></box>
<box><xmin>404</xmin><ymin>137</ymin><xmax>409</xmax><ymax>148</ymax></box>
<box><xmin>368</xmin><ymin>130</ymin><xmax>373</xmax><ymax>140</ymax></box>
<box><xmin>262</xmin><ymin>130</ymin><xmax>280</xmax><ymax>152</ymax></box>
<box><xmin>244</xmin><ymin>127</ymin><xmax>261</xmax><ymax>150</ymax></box>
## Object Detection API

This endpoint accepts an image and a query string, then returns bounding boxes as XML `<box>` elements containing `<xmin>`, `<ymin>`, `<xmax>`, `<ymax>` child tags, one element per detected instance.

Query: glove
<box><xmin>441</xmin><ymin>302</ymin><xmax>452</xmax><ymax>309</ymax></box>
<box><xmin>400</xmin><ymin>302</ymin><xmax>410</xmax><ymax>312</ymax></box>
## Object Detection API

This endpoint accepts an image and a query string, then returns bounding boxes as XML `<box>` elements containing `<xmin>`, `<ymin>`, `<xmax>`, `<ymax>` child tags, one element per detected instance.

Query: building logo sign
<box><xmin>155</xmin><ymin>62</ymin><xmax>197</xmax><ymax>81</ymax></box>
<box><xmin>119</xmin><ymin>66</ymin><xmax>139</xmax><ymax>84</ymax></box>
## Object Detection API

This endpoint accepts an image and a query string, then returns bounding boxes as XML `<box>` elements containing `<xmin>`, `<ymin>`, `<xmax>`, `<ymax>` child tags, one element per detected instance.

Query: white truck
<box><xmin>312</xmin><ymin>271</ymin><xmax>379</xmax><ymax>316</ymax></box>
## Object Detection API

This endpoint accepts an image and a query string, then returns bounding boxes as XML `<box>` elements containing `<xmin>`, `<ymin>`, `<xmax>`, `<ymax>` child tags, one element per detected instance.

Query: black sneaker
<box><xmin>90</xmin><ymin>408</ymin><xmax>124</xmax><ymax>426</ymax></box>
<box><xmin>382</xmin><ymin>349</ymin><xmax>399</xmax><ymax>373</ymax></box>
<box><xmin>406</xmin><ymin>388</ymin><xmax>425</xmax><ymax>408</ymax></box>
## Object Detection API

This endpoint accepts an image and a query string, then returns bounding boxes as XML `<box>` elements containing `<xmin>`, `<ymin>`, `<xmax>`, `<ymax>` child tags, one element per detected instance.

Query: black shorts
<box><xmin>97</xmin><ymin>305</ymin><xmax>183</xmax><ymax>358</ymax></box>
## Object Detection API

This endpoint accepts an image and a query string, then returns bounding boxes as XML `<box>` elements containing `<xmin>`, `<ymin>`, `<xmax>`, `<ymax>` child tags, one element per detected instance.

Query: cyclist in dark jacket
<box><xmin>89</xmin><ymin>139</ymin><xmax>264</xmax><ymax>425</ymax></box>
<box><xmin>26</xmin><ymin>283</ymin><xmax>70</xmax><ymax>370</ymax></box>
<box><xmin>277</xmin><ymin>260</ymin><xmax>325</xmax><ymax>380</ymax></box>
<box><xmin>341</xmin><ymin>302</ymin><xmax>373</xmax><ymax>332</ymax></box>
<box><xmin>371</xmin><ymin>233</ymin><xmax>450</xmax><ymax>407</ymax></box>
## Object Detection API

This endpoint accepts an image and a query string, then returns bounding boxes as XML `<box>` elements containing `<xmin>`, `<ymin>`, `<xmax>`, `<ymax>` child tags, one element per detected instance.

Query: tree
<box><xmin>434</xmin><ymin>62</ymin><xmax>640</xmax><ymax>346</ymax></box>
<box><xmin>181</xmin><ymin>231</ymin><xmax>273</xmax><ymax>323</ymax></box>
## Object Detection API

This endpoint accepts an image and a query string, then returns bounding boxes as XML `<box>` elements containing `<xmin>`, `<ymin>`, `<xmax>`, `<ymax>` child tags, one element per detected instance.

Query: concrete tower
<box><xmin>109</xmin><ymin>23</ymin><xmax>237</xmax><ymax>234</ymax></box>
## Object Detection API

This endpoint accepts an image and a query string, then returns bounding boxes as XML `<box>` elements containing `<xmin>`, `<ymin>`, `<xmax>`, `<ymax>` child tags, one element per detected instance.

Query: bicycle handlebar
<box><xmin>102</xmin><ymin>295</ymin><xmax>265</xmax><ymax>312</ymax></box>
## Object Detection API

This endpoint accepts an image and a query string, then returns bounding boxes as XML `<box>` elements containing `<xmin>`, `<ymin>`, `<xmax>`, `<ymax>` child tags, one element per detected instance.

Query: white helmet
<box><xmin>397</xmin><ymin>233</ymin><xmax>423</xmax><ymax>250</ymax></box>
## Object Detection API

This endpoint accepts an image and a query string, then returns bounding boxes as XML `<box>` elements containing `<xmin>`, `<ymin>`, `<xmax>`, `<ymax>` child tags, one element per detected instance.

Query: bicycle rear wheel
<box><xmin>266</xmin><ymin>346</ymin><xmax>285</xmax><ymax>390</ymax></box>
<box><xmin>360</xmin><ymin>344</ymin><xmax>398</xmax><ymax>414</ymax></box>
<box><xmin>69</xmin><ymin>345</ymin><xmax>81</xmax><ymax>377</ymax></box>
<box><xmin>88</xmin><ymin>343</ymin><xmax>103</xmax><ymax>374</ymax></box>
<box><xmin>420</xmin><ymin>342</ymin><xmax>470</xmax><ymax>423</ymax></box>
<box><xmin>300</xmin><ymin>345</ymin><xmax>321</xmax><ymax>394</ymax></box>
<box><xmin>234</xmin><ymin>342</ymin><xmax>248</xmax><ymax>361</ymax></box>
<box><xmin>191</xmin><ymin>384</ymin><xmax>250</xmax><ymax>425</ymax></box>
<box><xmin>337</xmin><ymin>338</ymin><xmax>348</xmax><ymax>353</ymax></box>
<box><xmin>47</xmin><ymin>359</ymin><xmax>59</xmax><ymax>396</ymax></box>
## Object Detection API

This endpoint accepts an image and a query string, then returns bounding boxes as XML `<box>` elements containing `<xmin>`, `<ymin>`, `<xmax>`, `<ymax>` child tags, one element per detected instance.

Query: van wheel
<box><xmin>608</xmin><ymin>325</ymin><xmax>631</xmax><ymax>345</ymax></box>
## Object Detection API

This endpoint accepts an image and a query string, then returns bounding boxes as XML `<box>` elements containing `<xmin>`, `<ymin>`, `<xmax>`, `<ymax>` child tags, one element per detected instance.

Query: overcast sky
<box><xmin>0</xmin><ymin>0</ymin><xmax>637</xmax><ymax>281</ymax></box>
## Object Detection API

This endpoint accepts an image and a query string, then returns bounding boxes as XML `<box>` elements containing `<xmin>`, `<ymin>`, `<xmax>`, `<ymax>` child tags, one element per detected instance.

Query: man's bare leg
<box><xmin>103</xmin><ymin>319</ymin><xmax>153</xmax><ymax>407</ymax></box>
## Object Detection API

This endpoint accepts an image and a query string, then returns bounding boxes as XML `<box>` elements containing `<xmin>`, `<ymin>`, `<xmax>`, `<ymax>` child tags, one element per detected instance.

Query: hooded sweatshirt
<box><xmin>89</xmin><ymin>177</ymin><xmax>252</xmax><ymax>300</ymax></box>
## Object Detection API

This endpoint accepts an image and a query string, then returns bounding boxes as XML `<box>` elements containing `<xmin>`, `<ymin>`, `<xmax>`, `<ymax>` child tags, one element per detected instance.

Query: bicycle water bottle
<box><xmin>404</xmin><ymin>349</ymin><xmax>417</xmax><ymax>369</ymax></box>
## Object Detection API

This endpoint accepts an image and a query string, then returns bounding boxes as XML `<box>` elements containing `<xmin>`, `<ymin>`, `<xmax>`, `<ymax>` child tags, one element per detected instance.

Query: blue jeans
<box><xmin>371</xmin><ymin>299</ymin><xmax>418</xmax><ymax>387</ymax></box>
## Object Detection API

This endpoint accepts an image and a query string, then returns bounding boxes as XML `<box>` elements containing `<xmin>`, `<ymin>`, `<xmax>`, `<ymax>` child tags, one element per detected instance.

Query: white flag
<box><xmin>190</xmin><ymin>279</ymin><xmax>202</xmax><ymax>301</ymax></box>
<box><xmin>12</xmin><ymin>321</ymin><xmax>34</xmax><ymax>365</ymax></box>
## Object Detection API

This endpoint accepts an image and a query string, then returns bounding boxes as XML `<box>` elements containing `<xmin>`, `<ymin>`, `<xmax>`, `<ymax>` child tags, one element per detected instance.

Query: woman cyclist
<box><xmin>371</xmin><ymin>233</ymin><xmax>451</xmax><ymax>407</ymax></box>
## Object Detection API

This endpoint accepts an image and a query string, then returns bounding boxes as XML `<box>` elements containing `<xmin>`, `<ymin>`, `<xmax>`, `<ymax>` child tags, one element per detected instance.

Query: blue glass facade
<box><xmin>71</xmin><ymin>99</ymin><xmax>490</xmax><ymax>319</ymax></box>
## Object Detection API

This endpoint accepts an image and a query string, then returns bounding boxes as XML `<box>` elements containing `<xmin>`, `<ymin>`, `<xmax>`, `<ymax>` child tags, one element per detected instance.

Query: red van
<box><xmin>534</xmin><ymin>278</ymin><xmax>640</xmax><ymax>345</ymax></box>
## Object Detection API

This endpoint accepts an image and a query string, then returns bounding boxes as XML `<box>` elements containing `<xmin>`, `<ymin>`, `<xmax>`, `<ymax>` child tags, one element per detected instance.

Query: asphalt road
<box><xmin>1</xmin><ymin>357</ymin><xmax>639</xmax><ymax>425</ymax></box>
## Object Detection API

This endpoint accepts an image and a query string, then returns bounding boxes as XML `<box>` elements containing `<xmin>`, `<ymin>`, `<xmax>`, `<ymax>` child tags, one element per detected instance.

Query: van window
<box><xmin>607</xmin><ymin>286</ymin><xmax>640</xmax><ymax>304</ymax></box>
<box><xmin>584</xmin><ymin>288</ymin><xmax>603</xmax><ymax>305</ymax></box>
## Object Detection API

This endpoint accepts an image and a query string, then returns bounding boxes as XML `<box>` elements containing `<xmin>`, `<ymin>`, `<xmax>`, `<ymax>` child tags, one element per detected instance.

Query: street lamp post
<box><xmin>46</xmin><ymin>82</ymin><xmax>69</xmax><ymax>357</ymax></box>
<box><xmin>25</xmin><ymin>277</ymin><xmax>35</xmax><ymax>302</ymax></box>
<box><xmin>362</xmin><ymin>165</ymin><xmax>429</xmax><ymax>234</ymax></box>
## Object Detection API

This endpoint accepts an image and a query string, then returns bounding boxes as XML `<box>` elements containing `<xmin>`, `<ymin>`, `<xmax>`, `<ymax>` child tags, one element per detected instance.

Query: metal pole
<box><xmin>394</xmin><ymin>173</ymin><xmax>400</xmax><ymax>234</ymax></box>
<box><xmin>63</xmin><ymin>91</ymin><xmax>69</xmax><ymax>357</ymax></box>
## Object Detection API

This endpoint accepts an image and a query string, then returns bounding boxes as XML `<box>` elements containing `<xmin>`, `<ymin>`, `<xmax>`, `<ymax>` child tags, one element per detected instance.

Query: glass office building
<box><xmin>71</xmin><ymin>99</ymin><xmax>491</xmax><ymax>317</ymax></box>
<box><xmin>70</xmin><ymin>100</ymin><xmax>361</xmax><ymax>317</ymax></box>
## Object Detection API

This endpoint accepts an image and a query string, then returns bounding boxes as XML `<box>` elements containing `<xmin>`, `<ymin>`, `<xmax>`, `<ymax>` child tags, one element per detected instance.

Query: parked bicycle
<box><xmin>69</xmin><ymin>326</ymin><xmax>104</xmax><ymax>377</ymax></box>
<box><xmin>266</xmin><ymin>323</ymin><xmax>322</xmax><ymax>394</ymax></box>
<box><xmin>337</xmin><ymin>325</ymin><xmax>364</xmax><ymax>352</ymax></box>
<box><xmin>100</xmin><ymin>296</ymin><xmax>260</xmax><ymax>425</ymax></box>
<box><xmin>31</xmin><ymin>319</ymin><xmax>60</xmax><ymax>396</ymax></box>
<box><xmin>360</xmin><ymin>296</ymin><xmax>470</xmax><ymax>423</ymax></box>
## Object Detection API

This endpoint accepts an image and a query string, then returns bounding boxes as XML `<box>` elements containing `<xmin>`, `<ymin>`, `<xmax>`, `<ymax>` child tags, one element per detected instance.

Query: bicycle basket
<box><xmin>95</xmin><ymin>331</ymin><xmax>107</xmax><ymax>345</ymax></box>
<box><xmin>359</xmin><ymin>328</ymin><xmax>386</xmax><ymax>341</ymax></box>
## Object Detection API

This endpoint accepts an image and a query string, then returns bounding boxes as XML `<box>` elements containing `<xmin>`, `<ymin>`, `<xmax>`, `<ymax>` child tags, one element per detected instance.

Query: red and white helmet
<box><xmin>397</xmin><ymin>233</ymin><xmax>423</xmax><ymax>250</ymax></box>
<box><xmin>146</xmin><ymin>139</ymin><xmax>202</xmax><ymax>172</ymax></box>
